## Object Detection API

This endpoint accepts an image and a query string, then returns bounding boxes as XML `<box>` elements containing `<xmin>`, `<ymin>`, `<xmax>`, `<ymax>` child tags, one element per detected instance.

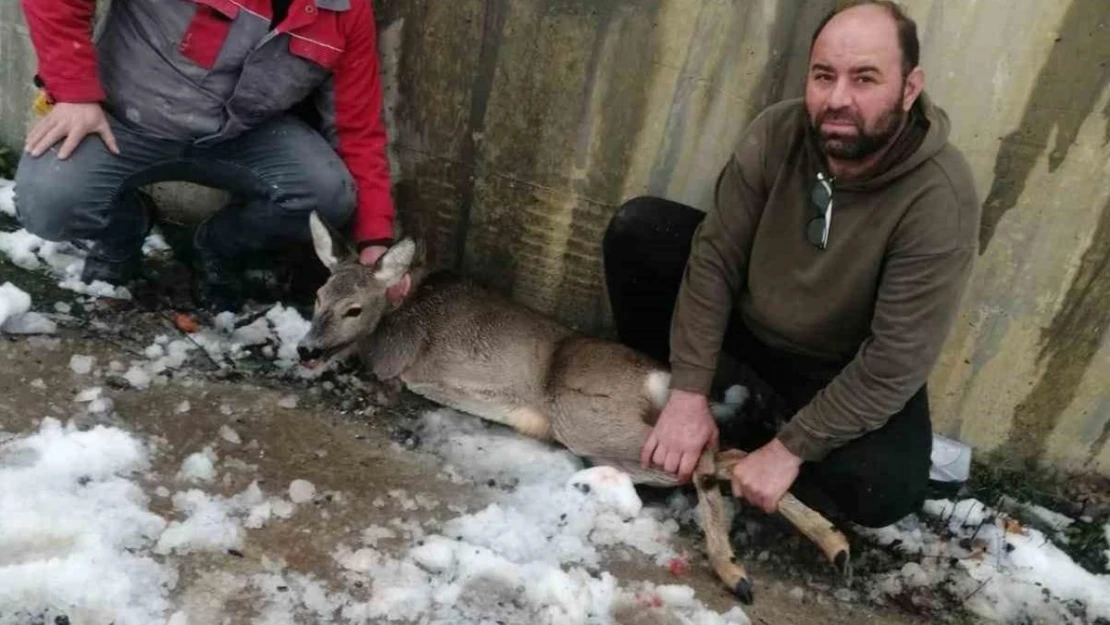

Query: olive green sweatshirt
<box><xmin>669</xmin><ymin>94</ymin><xmax>980</xmax><ymax>462</ymax></box>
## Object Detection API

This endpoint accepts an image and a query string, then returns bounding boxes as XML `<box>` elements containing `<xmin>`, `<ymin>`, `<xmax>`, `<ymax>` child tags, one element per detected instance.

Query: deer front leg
<box><xmin>715</xmin><ymin>449</ymin><xmax>850</xmax><ymax>573</ymax></box>
<box><xmin>694</xmin><ymin>452</ymin><xmax>753</xmax><ymax>604</ymax></box>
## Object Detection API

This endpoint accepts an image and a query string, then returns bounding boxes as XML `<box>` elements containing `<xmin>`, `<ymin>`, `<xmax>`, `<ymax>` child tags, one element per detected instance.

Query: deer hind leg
<box><xmin>695</xmin><ymin>452</ymin><xmax>753</xmax><ymax>604</ymax></box>
<box><xmin>713</xmin><ymin>449</ymin><xmax>850</xmax><ymax>573</ymax></box>
<box><xmin>547</xmin><ymin>389</ymin><xmax>755</xmax><ymax>602</ymax></box>
<box><xmin>404</xmin><ymin>382</ymin><xmax>553</xmax><ymax>441</ymax></box>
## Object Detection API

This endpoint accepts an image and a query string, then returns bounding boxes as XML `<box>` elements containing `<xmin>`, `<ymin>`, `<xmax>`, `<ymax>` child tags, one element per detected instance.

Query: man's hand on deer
<box><xmin>640</xmin><ymin>389</ymin><xmax>719</xmax><ymax>483</ymax></box>
<box><xmin>729</xmin><ymin>438</ymin><xmax>803</xmax><ymax>514</ymax></box>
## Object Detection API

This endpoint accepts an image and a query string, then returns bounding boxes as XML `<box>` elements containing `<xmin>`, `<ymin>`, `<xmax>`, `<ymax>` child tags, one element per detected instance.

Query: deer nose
<box><xmin>297</xmin><ymin>344</ymin><xmax>321</xmax><ymax>361</ymax></box>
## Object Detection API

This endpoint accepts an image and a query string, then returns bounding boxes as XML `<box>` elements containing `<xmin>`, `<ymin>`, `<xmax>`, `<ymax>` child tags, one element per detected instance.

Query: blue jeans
<box><xmin>14</xmin><ymin>113</ymin><xmax>357</xmax><ymax>261</ymax></box>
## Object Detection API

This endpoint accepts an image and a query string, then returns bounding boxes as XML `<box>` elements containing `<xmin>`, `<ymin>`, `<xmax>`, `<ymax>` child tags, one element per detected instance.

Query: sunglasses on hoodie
<box><xmin>807</xmin><ymin>171</ymin><xmax>834</xmax><ymax>249</ymax></box>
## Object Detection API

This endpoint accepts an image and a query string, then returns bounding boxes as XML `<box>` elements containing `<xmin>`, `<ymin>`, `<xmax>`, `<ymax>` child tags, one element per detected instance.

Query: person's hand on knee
<box><xmin>25</xmin><ymin>102</ymin><xmax>119</xmax><ymax>160</ymax></box>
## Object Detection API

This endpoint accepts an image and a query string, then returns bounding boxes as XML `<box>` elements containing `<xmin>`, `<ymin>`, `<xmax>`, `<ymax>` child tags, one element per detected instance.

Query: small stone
<box><xmin>289</xmin><ymin>479</ymin><xmax>316</xmax><ymax>504</ymax></box>
<box><xmin>74</xmin><ymin>387</ymin><xmax>103</xmax><ymax>403</ymax></box>
<box><xmin>219</xmin><ymin>425</ymin><xmax>242</xmax><ymax>445</ymax></box>
<box><xmin>757</xmin><ymin>550</ymin><xmax>770</xmax><ymax>562</ymax></box>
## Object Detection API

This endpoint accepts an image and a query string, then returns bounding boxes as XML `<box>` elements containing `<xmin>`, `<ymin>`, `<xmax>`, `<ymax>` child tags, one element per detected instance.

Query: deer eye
<box><xmin>344</xmin><ymin>306</ymin><xmax>363</xmax><ymax>318</ymax></box>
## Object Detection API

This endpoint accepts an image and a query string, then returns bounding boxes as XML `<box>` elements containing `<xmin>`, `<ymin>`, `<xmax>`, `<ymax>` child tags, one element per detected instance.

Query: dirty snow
<box><xmin>142</xmin><ymin>232</ymin><xmax>171</xmax><ymax>255</ymax></box>
<box><xmin>2</xmin><ymin>310</ymin><xmax>56</xmax><ymax>334</ymax></box>
<box><xmin>319</xmin><ymin>408</ymin><xmax>749</xmax><ymax>625</ymax></box>
<box><xmin>69</xmin><ymin>354</ymin><xmax>95</xmax><ymax>375</ymax></box>
<box><xmin>0</xmin><ymin>281</ymin><xmax>52</xmax><ymax>334</ymax></box>
<box><xmin>0</xmin><ymin>418</ymin><xmax>172</xmax><ymax>625</ymax></box>
<box><xmin>155</xmin><ymin>489</ymin><xmax>244</xmax><ymax>555</ymax></box>
<box><xmin>0</xmin><ymin>414</ymin><xmax>307</xmax><ymax>623</ymax></box>
<box><xmin>179</xmin><ymin>447</ymin><xmax>218</xmax><ymax>482</ymax></box>
<box><xmin>124</xmin><ymin>364</ymin><xmax>154</xmax><ymax>390</ymax></box>
<box><xmin>289</xmin><ymin>479</ymin><xmax>317</xmax><ymax>504</ymax></box>
<box><xmin>0</xmin><ymin>399</ymin><xmax>750</xmax><ymax>625</ymax></box>
<box><xmin>0</xmin><ymin>282</ymin><xmax>31</xmax><ymax>328</ymax></box>
<box><xmin>859</xmin><ymin>497</ymin><xmax>1110</xmax><ymax>623</ymax></box>
<box><xmin>0</xmin><ymin>227</ymin><xmax>132</xmax><ymax>300</ymax></box>
<box><xmin>71</xmin><ymin>305</ymin><xmax>319</xmax><ymax>391</ymax></box>
<box><xmin>711</xmin><ymin>384</ymin><xmax>750</xmax><ymax>420</ymax></box>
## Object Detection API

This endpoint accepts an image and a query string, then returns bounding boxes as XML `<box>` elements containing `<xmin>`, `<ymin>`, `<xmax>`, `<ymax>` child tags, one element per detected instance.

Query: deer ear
<box><xmin>373</xmin><ymin>238</ymin><xmax>416</xmax><ymax>286</ymax></box>
<box><xmin>309</xmin><ymin>211</ymin><xmax>355</xmax><ymax>272</ymax></box>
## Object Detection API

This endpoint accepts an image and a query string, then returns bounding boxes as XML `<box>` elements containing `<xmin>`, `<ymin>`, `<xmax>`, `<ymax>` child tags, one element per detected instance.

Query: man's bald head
<box><xmin>811</xmin><ymin>1</ymin><xmax>920</xmax><ymax>78</ymax></box>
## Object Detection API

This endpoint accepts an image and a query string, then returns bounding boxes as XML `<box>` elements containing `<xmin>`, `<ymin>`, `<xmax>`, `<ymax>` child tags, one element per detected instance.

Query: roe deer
<box><xmin>296</xmin><ymin>212</ymin><xmax>850</xmax><ymax>604</ymax></box>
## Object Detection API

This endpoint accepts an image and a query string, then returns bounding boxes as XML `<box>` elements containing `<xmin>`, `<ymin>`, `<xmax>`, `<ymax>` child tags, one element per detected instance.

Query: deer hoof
<box><xmin>732</xmin><ymin>578</ymin><xmax>754</xmax><ymax>604</ymax></box>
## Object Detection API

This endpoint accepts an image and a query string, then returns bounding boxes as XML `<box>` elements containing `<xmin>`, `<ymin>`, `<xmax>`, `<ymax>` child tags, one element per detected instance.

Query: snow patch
<box><xmin>178</xmin><ymin>447</ymin><xmax>217</xmax><ymax>482</ymax></box>
<box><xmin>860</xmin><ymin>498</ymin><xmax>1110</xmax><ymax>623</ymax></box>
<box><xmin>0</xmin><ymin>418</ymin><xmax>172</xmax><ymax>625</ymax></box>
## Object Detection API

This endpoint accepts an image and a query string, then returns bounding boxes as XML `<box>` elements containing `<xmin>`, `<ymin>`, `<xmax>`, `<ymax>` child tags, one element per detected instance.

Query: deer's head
<box><xmin>296</xmin><ymin>211</ymin><xmax>415</xmax><ymax>364</ymax></box>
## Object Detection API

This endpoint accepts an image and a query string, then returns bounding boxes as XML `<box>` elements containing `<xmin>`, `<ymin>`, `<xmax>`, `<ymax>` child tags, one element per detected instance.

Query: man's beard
<box><xmin>812</xmin><ymin>101</ymin><xmax>905</xmax><ymax>161</ymax></box>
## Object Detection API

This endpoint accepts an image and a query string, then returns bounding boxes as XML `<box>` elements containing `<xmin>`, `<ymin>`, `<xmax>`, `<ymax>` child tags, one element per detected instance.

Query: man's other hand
<box><xmin>25</xmin><ymin>102</ymin><xmax>119</xmax><ymax>160</ymax></box>
<box><xmin>359</xmin><ymin>245</ymin><xmax>410</xmax><ymax>304</ymax></box>
<box><xmin>730</xmin><ymin>438</ymin><xmax>803</xmax><ymax>513</ymax></box>
<box><xmin>640</xmin><ymin>389</ymin><xmax>718</xmax><ymax>483</ymax></box>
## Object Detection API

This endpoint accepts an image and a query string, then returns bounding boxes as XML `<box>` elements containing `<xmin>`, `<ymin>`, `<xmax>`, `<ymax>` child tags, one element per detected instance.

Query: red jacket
<box><xmin>20</xmin><ymin>0</ymin><xmax>395</xmax><ymax>244</ymax></box>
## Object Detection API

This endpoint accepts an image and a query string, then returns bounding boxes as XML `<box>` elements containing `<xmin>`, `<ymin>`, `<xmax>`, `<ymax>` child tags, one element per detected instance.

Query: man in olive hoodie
<box><xmin>603</xmin><ymin>1</ymin><xmax>980</xmax><ymax>527</ymax></box>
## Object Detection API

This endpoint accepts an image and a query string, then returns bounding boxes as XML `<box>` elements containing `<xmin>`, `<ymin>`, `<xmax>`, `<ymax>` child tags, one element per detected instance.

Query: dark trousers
<box><xmin>14</xmin><ymin>113</ymin><xmax>356</xmax><ymax>261</ymax></box>
<box><xmin>603</xmin><ymin>196</ymin><xmax>932</xmax><ymax>528</ymax></box>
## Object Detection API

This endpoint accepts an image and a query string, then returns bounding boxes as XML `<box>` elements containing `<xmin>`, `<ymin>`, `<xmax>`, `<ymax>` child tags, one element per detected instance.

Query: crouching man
<box><xmin>603</xmin><ymin>1</ymin><xmax>980</xmax><ymax>527</ymax></box>
<box><xmin>15</xmin><ymin>0</ymin><xmax>395</xmax><ymax>312</ymax></box>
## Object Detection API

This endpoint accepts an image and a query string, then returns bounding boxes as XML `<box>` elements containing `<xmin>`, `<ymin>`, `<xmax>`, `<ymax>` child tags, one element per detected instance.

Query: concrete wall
<box><xmin>1</xmin><ymin>0</ymin><xmax>1108</xmax><ymax>476</ymax></box>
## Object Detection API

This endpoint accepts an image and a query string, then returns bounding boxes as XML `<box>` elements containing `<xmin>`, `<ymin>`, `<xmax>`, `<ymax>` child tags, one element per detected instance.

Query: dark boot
<box><xmin>192</xmin><ymin>220</ymin><xmax>244</xmax><ymax>314</ymax></box>
<box><xmin>80</xmin><ymin>243</ymin><xmax>144</xmax><ymax>285</ymax></box>
<box><xmin>78</xmin><ymin>190</ymin><xmax>157</xmax><ymax>286</ymax></box>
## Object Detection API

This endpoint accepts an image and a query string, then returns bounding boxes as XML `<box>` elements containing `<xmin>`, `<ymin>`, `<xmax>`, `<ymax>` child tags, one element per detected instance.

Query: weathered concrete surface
<box><xmin>1</xmin><ymin>0</ymin><xmax>1108</xmax><ymax>476</ymax></box>
<box><xmin>909</xmin><ymin>0</ymin><xmax>1110</xmax><ymax>476</ymax></box>
<box><xmin>376</xmin><ymin>0</ymin><xmax>838</xmax><ymax>330</ymax></box>
<box><xmin>0</xmin><ymin>2</ymin><xmax>36</xmax><ymax>155</ymax></box>
<box><xmin>0</xmin><ymin>325</ymin><xmax>929</xmax><ymax>625</ymax></box>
